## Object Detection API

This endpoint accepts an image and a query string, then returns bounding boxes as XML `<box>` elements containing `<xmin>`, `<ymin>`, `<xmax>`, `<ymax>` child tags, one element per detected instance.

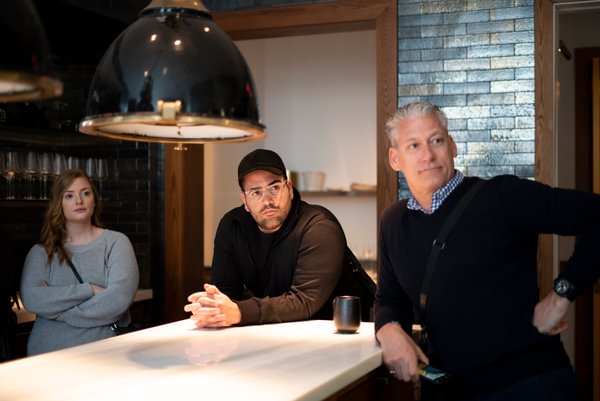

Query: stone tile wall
<box><xmin>395</xmin><ymin>0</ymin><xmax>535</xmax><ymax>198</ymax></box>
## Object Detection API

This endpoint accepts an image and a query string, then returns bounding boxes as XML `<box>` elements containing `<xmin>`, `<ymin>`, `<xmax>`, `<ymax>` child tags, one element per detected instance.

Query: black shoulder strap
<box><xmin>418</xmin><ymin>179</ymin><xmax>485</xmax><ymax>322</ymax></box>
<box><xmin>68</xmin><ymin>259</ymin><xmax>85</xmax><ymax>284</ymax></box>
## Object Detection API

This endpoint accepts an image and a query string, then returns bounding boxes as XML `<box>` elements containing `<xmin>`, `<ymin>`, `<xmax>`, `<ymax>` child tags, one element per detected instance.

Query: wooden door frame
<box><xmin>213</xmin><ymin>0</ymin><xmax>399</xmax><ymax>233</ymax></box>
<box><xmin>534</xmin><ymin>0</ymin><xmax>556</xmax><ymax>297</ymax></box>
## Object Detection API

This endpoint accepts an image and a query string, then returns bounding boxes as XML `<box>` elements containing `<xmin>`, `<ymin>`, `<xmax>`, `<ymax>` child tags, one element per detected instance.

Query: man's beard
<box><xmin>257</xmin><ymin>206</ymin><xmax>283</xmax><ymax>232</ymax></box>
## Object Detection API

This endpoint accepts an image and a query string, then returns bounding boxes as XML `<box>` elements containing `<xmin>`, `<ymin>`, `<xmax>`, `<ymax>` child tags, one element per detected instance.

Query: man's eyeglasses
<box><xmin>244</xmin><ymin>180</ymin><xmax>287</xmax><ymax>201</ymax></box>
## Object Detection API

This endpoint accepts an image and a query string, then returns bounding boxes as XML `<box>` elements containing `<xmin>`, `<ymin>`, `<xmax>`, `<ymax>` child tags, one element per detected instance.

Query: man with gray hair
<box><xmin>375</xmin><ymin>101</ymin><xmax>599</xmax><ymax>400</ymax></box>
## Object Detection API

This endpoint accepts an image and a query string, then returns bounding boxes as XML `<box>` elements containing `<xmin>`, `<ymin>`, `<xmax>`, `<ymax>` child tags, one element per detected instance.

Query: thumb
<box><xmin>204</xmin><ymin>283</ymin><xmax>222</xmax><ymax>295</ymax></box>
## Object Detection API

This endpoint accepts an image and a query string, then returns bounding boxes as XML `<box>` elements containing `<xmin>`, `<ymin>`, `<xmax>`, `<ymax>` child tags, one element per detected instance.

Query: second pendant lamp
<box><xmin>0</xmin><ymin>0</ymin><xmax>63</xmax><ymax>103</ymax></box>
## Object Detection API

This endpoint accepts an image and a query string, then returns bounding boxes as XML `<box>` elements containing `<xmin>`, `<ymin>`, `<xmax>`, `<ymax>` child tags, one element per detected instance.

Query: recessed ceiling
<box><xmin>32</xmin><ymin>0</ymin><xmax>141</xmax><ymax>60</ymax></box>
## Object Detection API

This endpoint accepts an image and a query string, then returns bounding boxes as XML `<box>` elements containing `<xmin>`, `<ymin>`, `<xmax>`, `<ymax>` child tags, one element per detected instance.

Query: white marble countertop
<box><xmin>0</xmin><ymin>319</ymin><xmax>382</xmax><ymax>401</ymax></box>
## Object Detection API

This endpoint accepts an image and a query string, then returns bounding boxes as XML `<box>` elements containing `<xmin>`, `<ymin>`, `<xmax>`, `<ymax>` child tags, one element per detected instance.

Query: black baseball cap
<box><xmin>237</xmin><ymin>149</ymin><xmax>287</xmax><ymax>188</ymax></box>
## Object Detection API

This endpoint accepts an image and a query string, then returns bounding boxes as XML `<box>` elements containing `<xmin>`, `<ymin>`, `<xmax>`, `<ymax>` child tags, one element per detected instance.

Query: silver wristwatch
<box><xmin>553</xmin><ymin>277</ymin><xmax>576</xmax><ymax>301</ymax></box>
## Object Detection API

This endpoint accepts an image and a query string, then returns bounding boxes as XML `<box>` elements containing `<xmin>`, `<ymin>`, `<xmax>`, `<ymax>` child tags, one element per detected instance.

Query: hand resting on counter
<box><xmin>184</xmin><ymin>284</ymin><xmax>241</xmax><ymax>328</ymax></box>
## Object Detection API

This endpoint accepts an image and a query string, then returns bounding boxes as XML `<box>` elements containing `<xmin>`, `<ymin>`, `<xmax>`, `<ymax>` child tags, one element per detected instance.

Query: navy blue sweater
<box><xmin>375</xmin><ymin>175</ymin><xmax>600</xmax><ymax>394</ymax></box>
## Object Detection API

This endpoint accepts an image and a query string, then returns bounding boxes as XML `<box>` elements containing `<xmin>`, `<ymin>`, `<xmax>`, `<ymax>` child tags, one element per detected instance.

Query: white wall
<box><xmin>203</xmin><ymin>30</ymin><xmax>377</xmax><ymax>266</ymax></box>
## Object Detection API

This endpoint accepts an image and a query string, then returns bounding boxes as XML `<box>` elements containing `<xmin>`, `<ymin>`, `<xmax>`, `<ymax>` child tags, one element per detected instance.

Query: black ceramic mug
<box><xmin>333</xmin><ymin>295</ymin><xmax>361</xmax><ymax>333</ymax></box>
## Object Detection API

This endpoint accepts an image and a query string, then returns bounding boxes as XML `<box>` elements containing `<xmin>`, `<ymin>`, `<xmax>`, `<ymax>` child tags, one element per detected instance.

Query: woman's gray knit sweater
<box><xmin>20</xmin><ymin>229</ymin><xmax>139</xmax><ymax>355</ymax></box>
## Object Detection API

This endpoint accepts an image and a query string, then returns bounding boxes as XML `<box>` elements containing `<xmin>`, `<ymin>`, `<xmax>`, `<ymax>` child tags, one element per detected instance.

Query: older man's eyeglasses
<box><xmin>244</xmin><ymin>180</ymin><xmax>287</xmax><ymax>201</ymax></box>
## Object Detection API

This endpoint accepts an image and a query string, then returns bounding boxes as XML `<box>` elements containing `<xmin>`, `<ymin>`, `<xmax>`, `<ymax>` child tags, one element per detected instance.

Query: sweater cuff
<box><xmin>236</xmin><ymin>299</ymin><xmax>260</xmax><ymax>326</ymax></box>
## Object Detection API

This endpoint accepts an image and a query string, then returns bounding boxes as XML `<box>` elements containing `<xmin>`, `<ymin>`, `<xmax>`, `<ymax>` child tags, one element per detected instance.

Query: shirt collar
<box><xmin>407</xmin><ymin>170</ymin><xmax>464</xmax><ymax>214</ymax></box>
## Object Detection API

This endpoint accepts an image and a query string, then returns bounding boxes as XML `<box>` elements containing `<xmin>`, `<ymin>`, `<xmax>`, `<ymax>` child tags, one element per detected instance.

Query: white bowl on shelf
<box><xmin>301</xmin><ymin>171</ymin><xmax>326</xmax><ymax>191</ymax></box>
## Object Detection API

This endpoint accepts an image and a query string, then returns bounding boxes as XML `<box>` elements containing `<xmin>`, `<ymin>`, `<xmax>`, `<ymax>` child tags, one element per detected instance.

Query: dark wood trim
<box><xmin>373</xmin><ymin>0</ymin><xmax>398</xmax><ymax>232</ymax></box>
<box><xmin>214</xmin><ymin>1</ymin><xmax>389</xmax><ymax>40</ymax></box>
<box><xmin>323</xmin><ymin>365</ymin><xmax>414</xmax><ymax>401</ymax></box>
<box><xmin>163</xmin><ymin>144</ymin><xmax>204</xmax><ymax>323</ymax></box>
<box><xmin>149</xmin><ymin>143</ymin><xmax>163</xmax><ymax>327</ymax></box>
<box><xmin>534</xmin><ymin>0</ymin><xmax>555</xmax><ymax>296</ymax></box>
<box><xmin>214</xmin><ymin>0</ymin><xmax>398</xmax><ymax>263</ymax></box>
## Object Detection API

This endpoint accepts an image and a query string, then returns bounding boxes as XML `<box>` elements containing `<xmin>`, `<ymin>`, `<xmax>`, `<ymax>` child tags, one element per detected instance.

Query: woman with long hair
<box><xmin>20</xmin><ymin>169</ymin><xmax>139</xmax><ymax>355</ymax></box>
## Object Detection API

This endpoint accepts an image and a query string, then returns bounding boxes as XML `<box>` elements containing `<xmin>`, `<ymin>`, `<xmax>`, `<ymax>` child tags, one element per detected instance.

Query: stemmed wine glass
<box><xmin>85</xmin><ymin>157</ymin><xmax>96</xmax><ymax>181</ymax></box>
<box><xmin>67</xmin><ymin>155</ymin><xmax>83</xmax><ymax>171</ymax></box>
<box><xmin>95</xmin><ymin>158</ymin><xmax>109</xmax><ymax>199</ymax></box>
<box><xmin>52</xmin><ymin>153</ymin><xmax>67</xmax><ymax>188</ymax></box>
<box><xmin>112</xmin><ymin>159</ymin><xmax>119</xmax><ymax>181</ymax></box>
<box><xmin>1</xmin><ymin>151</ymin><xmax>20</xmax><ymax>200</ymax></box>
<box><xmin>0</xmin><ymin>152</ymin><xmax>5</xmax><ymax>199</ymax></box>
<box><xmin>23</xmin><ymin>152</ymin><xmax>40</xmax><ymax>200</ymax></box>
<box><xmin>39</xmin><ymin>152</ymin><xmax>53</xmax><ymax>200</ymax></box>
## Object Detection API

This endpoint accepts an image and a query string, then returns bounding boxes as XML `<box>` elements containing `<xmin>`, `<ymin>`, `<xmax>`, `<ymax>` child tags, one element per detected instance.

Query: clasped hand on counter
<box><xmin>184</xmin><ymin>284</ymin><xmax>241</xmax><ymax>328</ymax></box>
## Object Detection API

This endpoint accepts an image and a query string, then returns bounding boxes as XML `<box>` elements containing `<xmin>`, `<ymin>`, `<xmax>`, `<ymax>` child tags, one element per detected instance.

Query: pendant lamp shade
<box><xmin>0</xmin><ymin>0</ymin><xmax>63</xmax><ymax>103</ymax></box>
<box><xmin>79</xmin><ymin>0</ymin><xmax>266</xmax><ymax>144</ymax></box>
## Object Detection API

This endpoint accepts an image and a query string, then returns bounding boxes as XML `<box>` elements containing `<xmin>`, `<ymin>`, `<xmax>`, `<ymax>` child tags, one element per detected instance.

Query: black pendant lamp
<box><xmin>0</xmin><ymin>0</ymin><xmax>63</xmax><ymax>103</ymax></box>
<box><xmin>79</xmin><ymin>0</ymin><xmax>266</xmax><ymax>144</ymax></box>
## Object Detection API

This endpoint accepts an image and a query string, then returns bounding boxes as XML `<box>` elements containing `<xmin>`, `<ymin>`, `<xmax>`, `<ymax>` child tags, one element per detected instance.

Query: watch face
<box><xmin>555</xmin><ymin>278</ymin><xmax>571</xmax><ymax>295</ymax></box>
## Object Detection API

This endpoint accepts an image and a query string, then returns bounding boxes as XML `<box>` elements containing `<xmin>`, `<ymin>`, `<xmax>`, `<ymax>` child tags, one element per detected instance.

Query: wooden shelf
<box><xmin>0</xmin><ymin>199</ymin><xmax>47</xmax><ymax>208</ymax></box>
<box><xmin>0</xmin><ymin>125</ymin><xmax>120</xmax><ymax>148</ymax></box>
<box><xmin>0</xmin><ymin>199</ymin><xmax>122</xmax><ymax>208</ymax></box>
<box><xmin>300</xmin><ymin>190</ymin><xmax>376</xmax><ymax>197</ymax></box>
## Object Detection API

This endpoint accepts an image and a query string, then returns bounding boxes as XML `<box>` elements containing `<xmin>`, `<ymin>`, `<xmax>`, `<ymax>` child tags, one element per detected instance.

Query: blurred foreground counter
<box><xmin>0</xmin><ymin>320</ymin><xmax>412</xmax><ymax>401</ymax></box>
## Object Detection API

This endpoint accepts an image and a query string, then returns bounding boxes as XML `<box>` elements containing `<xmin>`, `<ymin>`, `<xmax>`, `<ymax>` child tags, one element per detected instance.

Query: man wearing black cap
<box><xmin>185</xmin><ymin>148</ymin><xmax>359</xmax><ymax>327</ymax></box>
